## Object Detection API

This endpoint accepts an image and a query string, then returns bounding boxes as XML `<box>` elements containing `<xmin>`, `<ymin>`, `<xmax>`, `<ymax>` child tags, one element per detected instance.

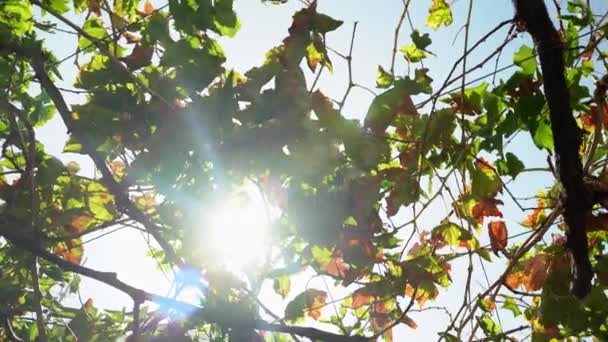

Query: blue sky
<box><xmin>33</xmin><ymin>0</ymin><xmax>608</xmax><ymax>340</ymax></box>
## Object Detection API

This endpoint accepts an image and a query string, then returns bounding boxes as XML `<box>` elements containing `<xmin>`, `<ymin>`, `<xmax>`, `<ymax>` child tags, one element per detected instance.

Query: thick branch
<box><xmin>0</xmin><ymin>221</ymin><xmax>368</xmax><ymax>342</ymax></box>
<box><xmin>0</xmin><ymin>98</ymin><xmax>47</xmax><ymax>341</ymax></box>
<box><xmin>513</xmin><ymin>0</ymin><xmax>593</xmax><ymax>298</ymax></box>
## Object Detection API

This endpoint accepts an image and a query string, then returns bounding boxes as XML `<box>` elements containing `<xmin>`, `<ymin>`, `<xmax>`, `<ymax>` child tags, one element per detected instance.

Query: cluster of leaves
<box><xmin>0</xmin><ymin>0</ymin><xmax>608</xmax><ymax>341</ymax></box>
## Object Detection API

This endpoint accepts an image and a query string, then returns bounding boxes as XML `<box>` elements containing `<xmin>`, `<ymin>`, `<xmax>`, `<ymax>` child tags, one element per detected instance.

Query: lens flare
<box><xmin>196</xmin><ymin>186</ymin><xmax>272</xmax><ymax>271</ymax></box>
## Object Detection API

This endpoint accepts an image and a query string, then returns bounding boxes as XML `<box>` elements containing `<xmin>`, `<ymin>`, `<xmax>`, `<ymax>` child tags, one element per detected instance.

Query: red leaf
<box><xmin>351</xmin><ymin>289</ymin><xmax>373</xmax><ymax>309</ymax></box>
<box><xmin>398</xmin><ymin>146</ymin><xmax>418</xmax><ymax>170</ymax></box>
<box><xmin>120</xmin><ymin>44</ymin><xmax>153</xmax><ymax>71</ymax></box>
<box><xmin>471</xmin><ymin>197</ymin><xmax>503</xmax><ymax>224</ymax></box>
<box><xmin>488</xmin><ymin>221</ymin><xmax>508</xmax><ymax>255</ymax></box>
<box><xmin>88</xmin><ymin>0</ymin><xmax>101</xmax><ymax>16</ymax></box>
<box><xmin>523</xmin><ymin>255</ymin><xmax>548</xmax><ymax>292</ymax></box>
<box><xmin>586</xmin><ymin>213</ymin><xmax>608</xmax><ymax>232</ymax></box>
<box><xmin>450</xmin><ymin>93</ymin><xmax>476</xmax><ymax>115</ymax></box>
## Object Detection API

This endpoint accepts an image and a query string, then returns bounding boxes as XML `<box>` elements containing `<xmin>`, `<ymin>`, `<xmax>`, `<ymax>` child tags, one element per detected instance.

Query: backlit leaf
<box><xmin>273</xmin><ymin>275</ymin><xmax>291</xmax><ymax>299</ymax></box>
<box><xmin>488</xmin><ymin>221</ymin><xmax>508</xmax><ymax>255</ymax></box>
<box><xmin>426</xmin><ymin>0</ymin><xmax>452</xmax><ymax>29</ymax></box>
<box><xmin>376</xmin><ymin>65</ymin><xmax>394</xmax><ymax>88</ymax></box>
<box><xmin>78</xmin><ymin>16</ymin><xmax>107</xmax><ymax>52</ymax></box>
<box><xmin>524</xmin><ymin>255</ymin><xmax>548</xmax><ymax>292</ymax></box>
<box><xmin>284</xmin><ymin>289</ymin><xmax>327</xmax><ymax>322</ymax></box>
<box><xmin>351</xmin><ymin>288</ymin><xmax>373</xmax><ymax>309</ymax></box>
<box><xmin>471</xmin><ymin>159</ymin><xmax>502</xmax><ymax>198</ymax></box>
<box><xmin>514</xmin><ymin>45</ymin><xmax>537</xmax><ymax>75</ymax></box>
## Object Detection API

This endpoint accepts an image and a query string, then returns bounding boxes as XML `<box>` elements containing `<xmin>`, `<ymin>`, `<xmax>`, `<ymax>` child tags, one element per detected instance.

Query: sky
<box><xmin>31</xmin><ymin>0</ymin><xmax>608</xmax><ymax>340</ymax></box>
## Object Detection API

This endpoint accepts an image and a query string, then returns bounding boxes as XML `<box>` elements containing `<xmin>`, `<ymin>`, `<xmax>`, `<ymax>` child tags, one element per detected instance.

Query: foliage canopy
<box><xmin>0</xmin><ymin>0</ymin><xmax>608</xmax><ymax>341</ymax></box>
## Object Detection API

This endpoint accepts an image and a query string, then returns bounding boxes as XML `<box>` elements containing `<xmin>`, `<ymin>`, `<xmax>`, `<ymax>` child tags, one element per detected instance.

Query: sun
<box><xmin>195</xmin><ymin>184</ymin><xmax>274</xmax><ymax>271</ymax></box>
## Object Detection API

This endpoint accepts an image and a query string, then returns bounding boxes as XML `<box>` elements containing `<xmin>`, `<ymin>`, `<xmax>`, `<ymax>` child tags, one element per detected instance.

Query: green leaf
<box><xmin>471</xmin><ymin>160</ymin><xmax>502</xmax><ymax>198</ymax></box>
<box><xmin>87</xmin><ymin>182</ymin><xmax>116</xmax><ymax>221</ymax></box>
<box><xmin>312</xmin><ymin>13</ymin><xmax>343</xmax><ymax>33</ymax></box>
<box><xmin>43</xmin><ymin>0</ymin><xmax>70</xmax><ymax>14</ymax></box>
<box><xmin>514</xmin><ymin>45</ymin><xmax>537</xmax><ymax>75</ymax></box>
<box><xmin>502</xmin><ymin>296</ymin><xmax>522</xmax><ymax>317</ymax></box>
<box><xmin>78</xmin><ymin>16</ymin><xmax>107</xmax><ymax>52</ymax></box>
<box><xmin>364</xmin><ymin>81</ymin><xmax>419</xmax><ymax>133</ymax></box>
<box><xmin>284</xmin><ymin>289</ymin><xmax>326</xmax><ymax>322</ymax></box>
<box><xmin>431</xmin><ymin>222</ymin><xmax>472</xmax><ymax>247</ymax></box>
<box><xmin>533</xmin><ymin>120</ymin><xmax>554</xmax><ymax>151</ymax></box>
<box><xmin>273</xmin><ymin>275</ymin><xmax>291</xmax><ymax>299</ymax></box>
<box><xmin>114</xmin><ymin>0</ymin><xmax>137</xmax><ymax>18</ymax></box>
<box><xmin>425</xmin><ymin>109</ymin><xmax>456</xmax><ymax>148</ymax></box>
<box><xmin>28</xmin><ymin>92</ymin><xmax>57</xmax><ymax>127</ymax></box>
<box><xmin>411</xmin><ymin>30</ymin><xmax>432</xmax><ymax>51</ymax></box>
<box><xmin>401</xmin><ymin>44</ymin><xmax>427</xmax><ymax>63</ymax></box>
<box><xmin>477</xmin><ymin>248</ymin><xmax>492</xmax><ymax>262</ymax></box>
<box><xmin>496</xmin><ymin>152</ymin><xmax>525</xmax><ymax>178</ymax></box>
<box><xmin>0</xmin><ymin>0</ymin><xmax>34</xmax><ymax>36</ymax></box>
<box><xmin>68</xmin><ymin>299</ymin><xmax>96</xmax><ymax>341</ymax></box>
<box><xmin>311</xmin><ymin>245</ymin><xmax>333</xmax><ymax>266</ymax></box>
<box><xmin>376</xmin><ymin>65</ymin><xmax>394</xmax><ymax>88</ymax></box>
<box><xmin>478</xmin><ymin>313</ymin><xmax>502</xmax><ymax>336</ymax></box>
<box><xmin>426</xmin><ymin>0</ymin><xmax>453</xmax><ymax>30</ymax></box>
<box><xmin>212</xmin><ymin>0</ymin><xmax>241</xmax><ymax>37</ymax></box>
<box><xmin>63</xmin><ymin>136</ymin><xmax>83</xmax><ymax>153</ymax></box>
<box><xmin>437</xmin><ymin>333</ymin><xmax>459</xmax><ymax>342</ymax></box>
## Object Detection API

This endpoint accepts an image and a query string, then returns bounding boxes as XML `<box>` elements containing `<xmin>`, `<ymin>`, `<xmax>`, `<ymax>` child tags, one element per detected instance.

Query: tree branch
<box><xmin>513</xmin><ymin>0</ymin><xmax>593</xmax><ymax>298</ymax></box>
<box><xmin>0</xmin><ymin>222</ymin><xmax>369</xmax><ymax>342</ymax></box>
<box><xmin>0</xmin><ymin>40</ymin><xmax>182</xmax><ymax>267</ymax></box>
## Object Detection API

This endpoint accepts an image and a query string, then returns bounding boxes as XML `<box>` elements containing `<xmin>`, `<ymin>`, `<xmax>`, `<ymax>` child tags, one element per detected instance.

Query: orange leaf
<box><xmin>488</xmin><ymin>221</ymin><xmax>508</xmax><ymax>255</ymax></box>
<box><xmin>143</xmin><ymin>0</ymin><xmax>155</xmax><ymax>14</ymax></box>
<box><xmin>523</xmin><ymin>255</ymin><xmax>548</xmax><ymax>292</ymax></box>
<box><xmin>481</xmin><ymin>297</ymin><xmax>496</xmax><ymax>311</ymax></box>
<box><xmin>404</xmin><ymin>283</ymin><xmax>438</xmax><ymax>307</ymax></box>
<box><xmin>580</xmin><ymin>112</ymin><xmax>595</xmax><ymax>131</ymax></box>
<box><xmin>505</xmin><ymin>271</ymin><xmax>524</xmax><ymax>289</ymax></box>
<box><xmin>351</xmin><ymin>289</ymin><xmax>373</xmax><ymax>309</ymax></box>
<box><xmin>83</xmin><ymin>298</ymin><xmax>94</xmax><ymax>310</ymax></box>
<box><xmin>323</xmin><ymin>255</ymin><xmax>348</xmax><ymax>277</ymax></box>
<box><xmin>402</xmin><ymin>315</ymin><xmax>418</xmax><ymax>329</ymax></box>
<box><xmin>110</xmin><ymin>160</ymin><xmax>126</xmax><ymax>178</ymax></box>
<box><xmin>54</xmin><ymin>239</ymin><xmax>84</xmax><ymax>265</ymax></box>
<box><xmin>472</xmin><ymin>198</ymin><xmax>503</xmax><ymax>224</ymax></box>
<box><xmin>521</xmin><ymin>198</ymin><xmax>546</xmax><ymax>228</ymax></box>
<box><xmin>305</xmin><ymin>289</ymin><xmax>327</xmax><ymax>320</ymax></box>
<box><xmin>383</xmin><ymin>328</ymin><xmax>393</xmax><ymax>342</ymax></box>
<box><xmin>69</xmin><ymin>215</ymin><xmax>93</xmax><ymax>234</ymax></box>
<box><xmin>374</xmin><ymin>302</ymin><xmax>388</xmax><ymax>314</ymax></box>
